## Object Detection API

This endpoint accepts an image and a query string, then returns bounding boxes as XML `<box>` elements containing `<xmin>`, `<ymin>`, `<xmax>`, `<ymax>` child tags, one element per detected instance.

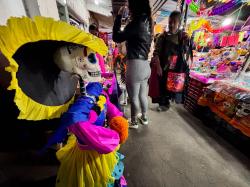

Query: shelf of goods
<box><xmin>198</xmin><ymin>81</ymin><xmax>250</xmax><ymax>137</ymax></box>
<box><xmin>184</xmin><ymin>46</ymin><xmax>248</xmax><ymax>114</ymax></box>
<box><xmin>184</xmin><ymin>73</ymin><xmax>216</xmax><ymax>114</ymax></box>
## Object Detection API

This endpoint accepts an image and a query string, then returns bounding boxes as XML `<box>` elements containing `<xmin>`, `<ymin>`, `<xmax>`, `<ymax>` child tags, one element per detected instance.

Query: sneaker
<box><xmin>137</xmin><ymin>113</ymin><xmax>149</xmax><ymax>125</ymax></box>
<box><xmin>129</xmin><ymin>121</ymin><xmax>139</xmax><ymax>129</ymax></box>
<box><xmin>157</xmin><ymin>106</ymin><xmax>169</xmax><ymax>112</ymax></box>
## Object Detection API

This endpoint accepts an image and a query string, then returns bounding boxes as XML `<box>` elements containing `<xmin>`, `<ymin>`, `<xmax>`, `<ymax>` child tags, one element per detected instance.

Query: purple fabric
<box><xmin>102</xmin><ymin>73</ymin><xmax>116</xmax><ymax>95</ymax></box>
<box><xmin>242</xmin><ymin>16</ymin><xmax>250</xmax><ymax>31</ymax></box>
<box><xmin>69</xmin><ymin>121</ymin><xmax>120</xmax><ymax>154</ymax></box>
<box><xmin>120</xmin><ymin>175</ymin><xmax>127</xmax><ymax>186</ymax></box>
<box><xmin>213</xmin><ymin>34</ymin><xmax>220</xmax><ymax>46</ymax></box>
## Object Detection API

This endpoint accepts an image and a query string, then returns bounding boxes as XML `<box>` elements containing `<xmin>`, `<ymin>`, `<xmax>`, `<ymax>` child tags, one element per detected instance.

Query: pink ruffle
<box><xmin>69</xmin><ymin>121</ymin><xmax>120</xmax><ymax>154</ymax></box>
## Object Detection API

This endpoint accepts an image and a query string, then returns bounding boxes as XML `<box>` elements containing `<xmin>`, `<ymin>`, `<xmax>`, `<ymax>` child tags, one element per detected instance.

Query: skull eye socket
<box><xmin>88</xmin><ymin>53</ymin><xmax>97</xmax><ymax>64</ymax></box>
<box><xmin>237</xmin><ymin>105</ymin><xmax>242</xmax><ymax>109</ymax></box>
<box><xmin>244</xmin><ymin>109</ymin><xmax>250</xmax><ymax>113</ymax></box>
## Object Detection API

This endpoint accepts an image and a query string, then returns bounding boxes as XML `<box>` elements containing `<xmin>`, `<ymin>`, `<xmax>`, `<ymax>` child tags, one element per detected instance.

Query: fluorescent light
<box><xmin>222</xmin><ymin>18</ymin><xmax>232</xmax><ymax>26</ymax></box>
<box><xmin>95</xmin><ymin>0</ymin><xmax>99</xmax><ymax>5</ymax></box>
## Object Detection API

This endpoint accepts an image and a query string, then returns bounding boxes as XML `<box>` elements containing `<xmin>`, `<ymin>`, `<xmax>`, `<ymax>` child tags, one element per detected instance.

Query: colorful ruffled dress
<box><xmin>52</xmin><ymin>82</ymin><xmax>128</xmax><ymax>187</ymax></box>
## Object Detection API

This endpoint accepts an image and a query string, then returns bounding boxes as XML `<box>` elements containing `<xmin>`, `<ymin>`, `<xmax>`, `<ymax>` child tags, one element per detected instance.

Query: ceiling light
<box><xmin>222</xmin><ymin>18</ymin><xmax>232</xmax><ymax>27</ymax></box>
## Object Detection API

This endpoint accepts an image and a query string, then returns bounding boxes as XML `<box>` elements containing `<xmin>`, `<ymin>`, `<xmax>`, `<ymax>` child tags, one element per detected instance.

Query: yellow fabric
<box><xmin>0</xmin><ymin>16</ymin><xmax>108</xmax><ymax>120</ymax></box>
<box><xmin>97</xmin><ymin>95</ymin><xmax>107</xmax><ymax>111</ymax></box>
<box><xmin>187</xmin><ymin>18</ymin><xmax>208</xmax><ymax>36</ymax></box>
<box><xmin>56</xmin><ymin>135</ymin><xmax>119</xmax><ymax>187</ymax></box>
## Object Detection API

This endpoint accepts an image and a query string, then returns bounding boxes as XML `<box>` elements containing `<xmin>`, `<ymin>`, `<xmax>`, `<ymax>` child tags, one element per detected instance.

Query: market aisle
<box><xmin>120</xmin><ymin>103</ymin><xmax>250</xmax><ymax>187</ymax></box>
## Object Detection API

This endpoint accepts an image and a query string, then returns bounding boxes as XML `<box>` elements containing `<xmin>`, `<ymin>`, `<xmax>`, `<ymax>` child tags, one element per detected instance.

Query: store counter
<box><xmin>184</xmin><ymin>71</ymin><xmax>219</xmax><ymax>113</ymax></box>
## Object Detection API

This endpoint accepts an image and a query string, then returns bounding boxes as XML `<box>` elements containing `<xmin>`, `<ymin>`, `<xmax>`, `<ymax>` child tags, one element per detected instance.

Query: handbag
<box><xmin>166</xmin><ymin>31</ymin><xmax>188</xmax><ymax>93</ymax></box>
<box><xmin>167</xmin><ymin>72</ymin><xmax>186</xmax><ymax>92</ymax></box>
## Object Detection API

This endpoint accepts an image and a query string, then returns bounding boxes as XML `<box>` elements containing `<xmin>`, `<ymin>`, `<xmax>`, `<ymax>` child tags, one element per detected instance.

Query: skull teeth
<box><xmin>88</xmin><ymin>71</ymin><xmax>100</xmax><ymax>77</ymax></box>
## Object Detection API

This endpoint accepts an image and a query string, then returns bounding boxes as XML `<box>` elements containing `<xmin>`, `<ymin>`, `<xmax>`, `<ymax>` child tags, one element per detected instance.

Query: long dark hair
<box><xmin>128</xmin><ymin>0</ymin><xmax>153</xmax><ymax>35</ymax></box>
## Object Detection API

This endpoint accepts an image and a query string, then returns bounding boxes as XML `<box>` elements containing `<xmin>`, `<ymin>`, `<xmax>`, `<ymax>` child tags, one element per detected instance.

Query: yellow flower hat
<box><xmin>0</xmin><ymin>16</ymin><xmax>108</xmax><ymax>121</ymax></box>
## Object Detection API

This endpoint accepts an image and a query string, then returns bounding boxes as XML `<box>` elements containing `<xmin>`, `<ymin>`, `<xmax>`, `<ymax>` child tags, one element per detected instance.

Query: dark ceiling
<box><xmin>111</xmin><ymin>0</ymin><xmax>175</xmax><ymax>16</ymax></box>
<box><xmin>111</xmin><ymin>0</ymin><xmax>249</xmax><ymax>21</ymax></box>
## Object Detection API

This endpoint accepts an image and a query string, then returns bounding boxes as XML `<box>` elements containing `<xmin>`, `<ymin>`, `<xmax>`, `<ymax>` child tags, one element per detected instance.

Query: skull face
<box><xmin>54</xmin><ymin>45</ymin><xmax>101</xmax><ymax>82</ymax></box>
<box><xmin>235</xmin><ymin>96</ymin><xmax>250</xmax><ymax>118</ymax></box>
<box><xmin>236</xmin><ymin>102</ymin><xmax>250</xmax><ymax>118</ymax></box>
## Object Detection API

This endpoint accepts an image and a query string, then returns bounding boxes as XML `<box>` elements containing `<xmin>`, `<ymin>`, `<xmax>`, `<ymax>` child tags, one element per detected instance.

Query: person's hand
<box><xmin>182</xmin><ymin>32</ymin><xmax>189</xmax><ymax>44</ymax></box>
<box><xmin>156</xmin><ymin>64</ymin><xmax>163</xmax><ymax>77</ymax></box>
<box><xmin>152</xmin><ymin>56</ymin><xmax>162</xmax><ymax>76</ymax></box>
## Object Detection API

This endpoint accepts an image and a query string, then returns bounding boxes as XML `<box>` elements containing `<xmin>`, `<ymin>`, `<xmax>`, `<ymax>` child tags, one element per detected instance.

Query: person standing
<box><xmin>113</xmin><ymin>0</ymin><xmax>153</xmax><ymax>129</ymax></box>
<box><xmin>89</xmin><ymin>24</ymin><xmax>106</xmax><ymax>73</ymax></box>
<box><xmin>151</xmin><ymin>11</ymin><xmax>190</xmax><ymax>112</ymax></box>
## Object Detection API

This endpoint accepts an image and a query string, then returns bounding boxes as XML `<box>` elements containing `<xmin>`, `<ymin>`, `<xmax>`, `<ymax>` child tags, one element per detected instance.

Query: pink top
<box><xmin>113</xmin><ymin>47</ymin><xmax>119</xmax><ymax>58</ymax></box>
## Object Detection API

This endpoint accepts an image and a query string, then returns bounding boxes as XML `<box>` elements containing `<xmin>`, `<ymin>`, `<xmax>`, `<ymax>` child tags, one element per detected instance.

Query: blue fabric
<box><xmin>94</xmin><ymin>104</ymin><xmax>107</xmax><ymax>126</ymax></box>
<box><xmin>112</xmin><ymin>153</ymin><xmax>125</xmax><ymax>180</ymax></box>
<box><xmin>42</xmin><ymin>82</ymin><xmax>104</xmax><ymax>152</ymax></box>
<box><xmin>41</xmin><ymin>96</ymin><xmax>94</xmax><ymax>152</ymax></box>
<box><xmin>61</xmin><ymin>97</ymin><xmax>94</xmax><ymax>127</ymax></box>
<box><xmin>108</xmin><ymin>153</ymin><xmax>125</xmax><ymax>187</ymax></box>
<box><xmin>108</xmin><ymin>152</ymin><xmax>125</xmax><ymax>187</ymax></box>
<box><xmin>86</xmin><ymin>82</ymin><xmax>103</xmax><ymax>97</ymax></box>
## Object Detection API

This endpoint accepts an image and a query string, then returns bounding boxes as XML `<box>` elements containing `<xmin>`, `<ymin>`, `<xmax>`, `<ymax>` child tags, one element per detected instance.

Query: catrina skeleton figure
<box><xmin>52</xmin><ymin>44</ymin><xmax>129</xmax><ymax>187</ymax></box>
<box><xmin>0</xmin><ymin>17</ymin><xmax>128</xmax><ymax>187</ymax></box>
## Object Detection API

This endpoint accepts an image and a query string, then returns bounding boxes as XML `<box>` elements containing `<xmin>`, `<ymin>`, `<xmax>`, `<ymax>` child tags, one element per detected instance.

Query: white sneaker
<box><xmin>137</xmin><ymin>113</ymin><xmax>149</xmax><ymax>125</ymax></box>
<box><xmin>129</xmin><ymin>121</ymin><xmax>139</xmax><ymax>129</ymax></box>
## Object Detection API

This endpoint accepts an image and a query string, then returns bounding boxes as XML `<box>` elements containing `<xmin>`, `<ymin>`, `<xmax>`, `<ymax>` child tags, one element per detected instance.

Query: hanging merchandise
<box><xmin>99</xmin><ymin>32</ymin><xmax>108</xmax><ymax>45</ymax></box>
<box><xmin>239</xmin><ymin>31</ymin><xmax>245</xmax><ymax>42</ymax></box>
<box><xmin>220</xmin><ymin>35</ymin><xmax>239</xmax><ymax>47</ymax></box>
<box><xmin>188</xmin><ymin>18</ymin><xmax>207</xmax><ymax>36</ymax></box>
<box><xmin>194</xmin><ymin>31</ymin><xmax>203</xmax><ymax>43</ymax></box>
<box><xmin>189</xmin><ymin>1</ymin><xmax>200</xmax><ymax>13</ymax></box>
<box><xmin>187</xmin><ymin>17</ymin><xmax>238</xmax><ymax>36</ymax></box>
<box><xmin>228</xmin><ymin>33</ymin><xmax>239</xmax><ymax>46</ymax></box>
<box><xmin>221</xmin><ymin>36</ymin><xmax>229</xmax><ymax>47</ymax></box>
<box><xmin>213</xmin><ymin>34</ymin><xmax>221</xmax><ymax>46</ymax></box>
<box><xmin>199</xmin><ymin>32</ymin><xmax>206</xmax><ymax>46</ymax></box>
<box><xmin>154</xmin><ymin>24</ymin><xmax>163</xmax><ymax>34</ymax></box>
<box><xmin>209</xmin><ymin>0</ymin><xmax>242</xmax><ymax>16</ymax></box>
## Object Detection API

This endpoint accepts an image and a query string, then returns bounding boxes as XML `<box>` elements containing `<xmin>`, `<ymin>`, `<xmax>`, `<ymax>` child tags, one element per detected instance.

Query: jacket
<box><xmin>153</xmin><ymin>31</ymin><xmax>190</xmax><ymax>73</ymax></box>
<box><xmin>113</xmin><ymin>14</ymin><xmax>152</xmax><ymax>60</ymax></box>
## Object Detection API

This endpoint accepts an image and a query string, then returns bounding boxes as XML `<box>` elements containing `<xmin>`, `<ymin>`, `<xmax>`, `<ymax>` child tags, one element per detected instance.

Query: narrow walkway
<box><xmin>121</xmin><ymin>104</ymin><xmax>250</xmax><ymax>187</ymax></box>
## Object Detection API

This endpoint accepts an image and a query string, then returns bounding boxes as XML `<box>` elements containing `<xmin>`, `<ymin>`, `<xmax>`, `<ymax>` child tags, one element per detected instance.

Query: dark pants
<box><xmin>158</xmin><ymin>72</ymin><xmax>170</xmax><ymax>107</ymax></box>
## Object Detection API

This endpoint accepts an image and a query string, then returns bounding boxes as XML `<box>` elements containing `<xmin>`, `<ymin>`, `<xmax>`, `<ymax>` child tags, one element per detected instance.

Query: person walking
<box><xmin>151</xmin><ymin>11</ymin><xmax>190</xmax><ymax>112</ymax></box>
<box><xmin>113</xmin><ymin>0</ymin><xmax>153</xmax><ymax>129</ymax></box>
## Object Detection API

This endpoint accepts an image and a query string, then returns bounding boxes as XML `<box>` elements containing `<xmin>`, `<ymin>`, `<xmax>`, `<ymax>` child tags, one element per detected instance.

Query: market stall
<box><xmin>177</xmin><ymin>0</ymin><xmax>250</xmax><ymax>138</ymax></box>
<box><xmin>185</xmin><ymin>43</ymin><xmax>249</xmax><ymax>111</ymax></box>
<box><xmin>199</xmin><ymin>78</ymin><xmax>250</xmax><ymax>137</ymax></box>
<box><xmin>183</xmin><ymin>0</ymin><xmax>250</xmax><ymax>114</ymax></box>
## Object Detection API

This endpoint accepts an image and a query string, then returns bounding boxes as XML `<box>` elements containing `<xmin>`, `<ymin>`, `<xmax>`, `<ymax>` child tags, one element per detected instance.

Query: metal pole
<box><xmin>232</xmin><ymin>4</ymin><xmax>243</xmax><ymax>33</ymax></box>
<box><xmin>236</xmin><ymin>52</ymin><xmax>250</xmax><ymax>79</ymax></box>
<box><xmin>183</xmin><ymin>3</ymin><xmax>188</xmax><ymax>29</ymax></box>
<box><xmin>180</xmin><ymin>0</ymin><xmax>185</xmax><ymax>14</ymax></box>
